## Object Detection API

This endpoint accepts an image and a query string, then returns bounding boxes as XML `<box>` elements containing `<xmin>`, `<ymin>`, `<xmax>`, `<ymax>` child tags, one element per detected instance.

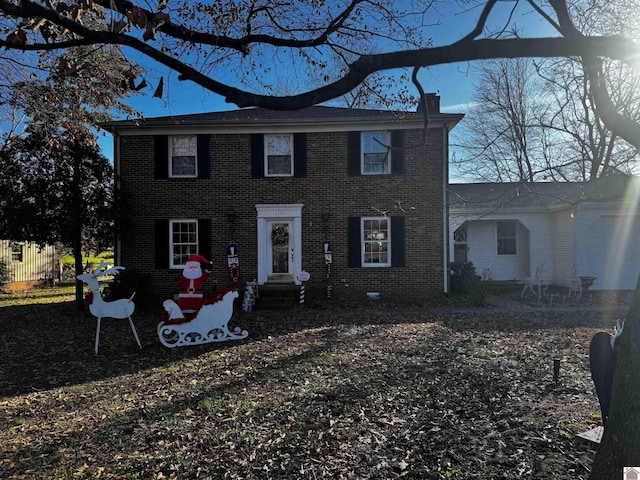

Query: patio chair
<box><xmin>569</xmin><ymin>269</ymin><xmax>583</xmax><ymax>298</ymax></box>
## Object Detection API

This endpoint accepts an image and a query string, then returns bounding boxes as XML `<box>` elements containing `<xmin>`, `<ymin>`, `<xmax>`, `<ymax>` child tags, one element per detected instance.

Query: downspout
<box><xmin>443</xmin><ymin>126</ymin><xmax>449</xmax><ymax>294</ymax></box>
<box><xmin>112</xmin><ymin>130</ymin><xmax>122</xmax><ymax>267</ymax></box>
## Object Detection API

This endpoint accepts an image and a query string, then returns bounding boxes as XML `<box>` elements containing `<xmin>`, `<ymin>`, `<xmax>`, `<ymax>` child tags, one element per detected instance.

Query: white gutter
<box><xmin>443</xmin><ymin>126</ymin><xmax>449</xmax><ymax>294</ymax></box>
<box><xmin>112</xmin><ymin>132</ymin><xmax>122</xmax><ymax>267</ymax></box>
<box><xmin>101</xmin><ymin>116</ymin><xmax>463</xmax><ymax>137</ymax></box>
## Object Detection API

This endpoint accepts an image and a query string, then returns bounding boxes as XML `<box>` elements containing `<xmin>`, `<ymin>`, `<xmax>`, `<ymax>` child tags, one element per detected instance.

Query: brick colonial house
<box><xmin>101</xmin><ymin>96</ymin><xmax>463</xmax><ymax>303</ymax></box>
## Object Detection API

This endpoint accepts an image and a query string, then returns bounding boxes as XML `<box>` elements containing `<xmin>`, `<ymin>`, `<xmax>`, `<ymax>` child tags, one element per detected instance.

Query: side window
<box><xmin>362</xmin><ymin>217</ymin><xmax>390</xmax><ymax>266</ymax></box>
<box><xmin>497</xmin><ymin>220</ymin><xmax>517</xmax><ymax>255</ymax></box>
<box><xmin>169</xmin><ymin>136</ymin><xmax>197</xmax><ymax>178</ymax></box>
<box><xmin>362</xmin><ymin>131</ymin><xmax>390</xmax><ymax>174</ymax></box>
<box><xmin>170</xmin><ymin>219</ymin><xmax>198</xmax><ymax>268</ymax></box>
<box><xmin>265</xmin><ymin>134</ymin><xmax>294</xmax><ymax>176</ymax></box>
<box><xmin>11</xmin><ymin>244</ymin><xmax>23</xmax><ymax>262</ymax></box>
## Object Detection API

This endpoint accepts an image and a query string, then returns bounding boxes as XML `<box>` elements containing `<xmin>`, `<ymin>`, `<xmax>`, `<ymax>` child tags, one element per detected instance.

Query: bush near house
<box><xmin>103</xmin><ymin>268</ymin><xmax>152</xmax><ymax>307</ymax></box>
<box><xmin>0</xmin><ymin>259</ymin><xmax>11</xmax><ymax>290</ymax></box>
<box><xmin>450</xmin><ymin>261</ymin><xmax>481</xmax><ymax>294</ymax></box>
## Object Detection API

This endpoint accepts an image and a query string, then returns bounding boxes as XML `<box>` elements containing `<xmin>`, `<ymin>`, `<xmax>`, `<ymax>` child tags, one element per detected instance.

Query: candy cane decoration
<box><xmin>297</xmin><ymin>270</ymin><xmax>310</xmax><ymax>305</ymax></box>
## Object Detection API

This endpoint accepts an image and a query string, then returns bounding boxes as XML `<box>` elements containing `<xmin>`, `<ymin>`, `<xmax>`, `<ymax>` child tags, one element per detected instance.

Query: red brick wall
<box><xmin>117</xmin><ymin>128</ymin><xmax>445</xmax><ymax>303</ymax></box>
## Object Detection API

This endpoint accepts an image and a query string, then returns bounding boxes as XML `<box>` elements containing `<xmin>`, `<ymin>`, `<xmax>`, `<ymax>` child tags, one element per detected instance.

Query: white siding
<box><xmin>0</xmin><ymin>241</ymin><xmax>55</xmax><ymax>284</ymax></box>
<box><xmin>515</xmin><ymin>214</ymin><xmax>555</xmax><ymax>283</ymax></box>
<box><xmin>451</xmin><ymin>197</ymin><xmax>640</xmax><ymax>290</ymax></box>
<box><xmin>552</xmin><ymin>208</ymin><xmax>574</xmax><ymax>287</ymax></box>
<box><xmin>450</xmin><ymin>211</ymin><xmax>555</xmax><ymax>283</ymax></box>
<box><xmin>464</xmin><ymin>220</ymin><xmax>525</xmax><ymax>281</ymax></box>
<box><xmin>574</xmin><ymin>204</ymin><xmax>640</xmax><ymax>290</ymax></box>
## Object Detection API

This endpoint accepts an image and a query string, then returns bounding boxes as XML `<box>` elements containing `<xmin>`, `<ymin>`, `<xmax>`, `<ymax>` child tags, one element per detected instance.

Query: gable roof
<box><xmin>449</xmin><ymin>175</ymin><xmax>640</xmax><ymax>212</ymax></box>
<box><xmin>100</xmin><ymin>105</ymin><xmax>464</xmax><ymax>135</ymax></box>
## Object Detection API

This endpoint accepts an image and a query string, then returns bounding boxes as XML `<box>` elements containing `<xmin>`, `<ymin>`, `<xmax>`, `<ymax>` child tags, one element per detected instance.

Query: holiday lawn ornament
<box><xmin>242</xmin><ymin>280</ymin><xmax>257</xmax><ymax>312</ymax></box>
<box><xmin>324</xmin><ymin>242</ymin><xmax>333</xmax><ymax>299</ymax></box>
<box><xmin>158</xmin><ymin>287</ymin><xmax>248</xmax><ymax>348</ymax></box>
<box><xmin>77</xmin><ymin>260</ymin><xmax>141</xmax><ymax>354</ymax></box>
<box><xmin>179</xmin><ymin>255</ymin><xmax>213</xmax><ymax>317</ymax></box>
<box><xmin>297</xmin><ymin>270</ymin><xmax>310</xmax><ymax>304</ymax></box>
<box><xmin>589</xmin><ymin>319</ymin><xmax>624</xmax><ymax>428</ymax></box>
<box><xmin>227</xmin><ymin>243</ymin><xmax>241</xmax><ymax>288</ymax></box>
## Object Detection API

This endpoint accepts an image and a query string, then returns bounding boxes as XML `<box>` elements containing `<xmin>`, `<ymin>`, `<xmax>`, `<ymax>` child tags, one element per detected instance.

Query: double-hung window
<box><xmin>170</xmin><ymin>219</ymin><xmax>198</xmax><ymax>268</ymax></box>
<box><xmin>362</xmin><ymin>217</ymin><xmax>390</xmax><ymax>266</ymax></box>
<box><xmin>265</xmin><ymin>134</ymin><xmax>293</xmax><ymax>176</ymax></box>
<box><xmin>169</xmin><ymin>135</ymin><xmax>197</xmax><ymax>178</ymax></box>
<box><xmin>11</xmin><ymin>244</ymin><xmax>23</xmax><ymax>262</ymax></box>
<box><xmin>362</xmin><ymin>131</ymin><xmax>390</xmax><ymax>174</ymax></box>
<box><xmin>497</xmin><ymin>220</ymin><xmax>517</xmax><ymax>255</ymax></box>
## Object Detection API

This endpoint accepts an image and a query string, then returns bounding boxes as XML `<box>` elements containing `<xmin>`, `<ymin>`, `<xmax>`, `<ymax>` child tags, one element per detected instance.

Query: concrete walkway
<box><xmin>484</xmin><ymin>294</ymin><xmax>629</xmax><ymax>314</ymax></box>
<box><xmin>486</xmin><ymin>295</ymin><xmax>536</xmax><ymax>311</ymax></box>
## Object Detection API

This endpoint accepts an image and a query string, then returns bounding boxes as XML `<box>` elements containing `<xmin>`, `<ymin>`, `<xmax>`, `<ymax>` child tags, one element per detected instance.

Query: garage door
<box><xmin>586</xmin><ymin>215</ymin><xmax>640</xmax><ymax>289</ymax></box>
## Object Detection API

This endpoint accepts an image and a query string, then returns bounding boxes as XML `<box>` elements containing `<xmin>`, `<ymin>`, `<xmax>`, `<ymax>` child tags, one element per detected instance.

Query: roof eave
<box><xmin>99</xmin><ymin>113</ymin><xmax>464</xmax><ymax>135</ymax></box>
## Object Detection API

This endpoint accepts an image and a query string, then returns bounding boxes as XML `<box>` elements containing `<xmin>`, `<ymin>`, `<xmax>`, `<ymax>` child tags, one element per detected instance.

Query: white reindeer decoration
<box><xmin>77</xmin><ymin>260</ymin><xmax>141</xmax><ymax>354</ymax></box>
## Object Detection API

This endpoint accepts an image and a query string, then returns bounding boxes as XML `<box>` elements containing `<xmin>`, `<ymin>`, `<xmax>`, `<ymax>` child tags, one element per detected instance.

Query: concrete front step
<box><xmin>255</xmin><ymin>283</ymin><xmax>300</xmax><ymax>309</ymax></box>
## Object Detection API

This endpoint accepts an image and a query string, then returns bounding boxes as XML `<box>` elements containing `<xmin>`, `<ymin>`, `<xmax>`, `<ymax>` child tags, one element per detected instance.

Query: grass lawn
<box><xmin>0</xmin><ymin>292</ymin><xmax>623</xmax><ymax>479</ymax></box>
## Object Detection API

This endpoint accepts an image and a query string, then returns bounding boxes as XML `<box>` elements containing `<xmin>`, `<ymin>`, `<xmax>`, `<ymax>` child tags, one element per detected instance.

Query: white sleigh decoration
<box><xmin>157</xmin><ymin>287</ymin><xmax>248</xmax><ymax>348</ymax></box>
<box><xmin>77</xmin><ymin>260</ymin><xmax>141</xmax><ymax>354</ymax></box>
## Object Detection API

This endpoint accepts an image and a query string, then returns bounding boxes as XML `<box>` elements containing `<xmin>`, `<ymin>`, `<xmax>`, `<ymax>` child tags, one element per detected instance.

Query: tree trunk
<box><xmin>589</xmin><ymin>277</ymin><xmax>640</xmax><ymax>478</ymax></box>
<box><xmin>71</xmin><ymin>141</ymin><xmax>85</xmax><ymax>311</ymax></box>
<box><xmin>73</xmin><ymin>242</ymin><xmax>84</xmax><ymax>312</ymax></box>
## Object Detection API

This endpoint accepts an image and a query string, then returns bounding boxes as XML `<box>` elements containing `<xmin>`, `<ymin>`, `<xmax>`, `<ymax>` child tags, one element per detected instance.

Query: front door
<box><xmin>256</xmin><ymin>204</ymin><xmax>303</xmax><ymax>285</ymax></box>
<box><xmin>267</xmin><ymin>220</ymin><xmax>293</xmax><ymax>282</ymax></box>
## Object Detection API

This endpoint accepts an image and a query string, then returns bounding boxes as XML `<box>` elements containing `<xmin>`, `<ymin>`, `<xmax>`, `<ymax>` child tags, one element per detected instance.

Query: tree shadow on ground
<box><xmin>0</xmin><ymin>297</ymin><xmax>622</xmax><ymax>397</ymax></box>
<box><xmin>1</xmin><ymin>310</ymin><xmax>599</xmax><ymax>479</ymax></box>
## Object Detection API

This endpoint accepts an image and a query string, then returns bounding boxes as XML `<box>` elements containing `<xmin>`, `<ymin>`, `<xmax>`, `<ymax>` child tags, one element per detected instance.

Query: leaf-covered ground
<box><xmin>0</xmin><ymin>296</ymin><xmax>626</xmax><ymax>479</ymax></box>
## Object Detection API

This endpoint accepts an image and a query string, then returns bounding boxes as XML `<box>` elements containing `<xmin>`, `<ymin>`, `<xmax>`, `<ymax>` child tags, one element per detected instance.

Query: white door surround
<box><xmin>256</xmin><ymin>204</ymin><xmax>303</xmax><ymax>285</ymax></box>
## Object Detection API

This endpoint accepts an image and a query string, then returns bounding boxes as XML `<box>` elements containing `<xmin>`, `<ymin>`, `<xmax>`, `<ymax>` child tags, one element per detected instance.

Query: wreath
<box><xmin>271</xmin><ymin>225</ymin><xmax>289</xmax><ymax>247</ymax></box>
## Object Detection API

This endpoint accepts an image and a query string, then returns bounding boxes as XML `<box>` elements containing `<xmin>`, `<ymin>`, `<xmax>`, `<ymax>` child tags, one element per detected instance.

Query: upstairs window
<box><xmin>497</xmin><ymin>220</ymin><xmax>517</xmax><ymax>255</ymax></box>
<box><xmin>170</xmin><ymin>219</ymin><xmax>198</xmax><ymax>268</ymax></box>
<box><xmin>265</xmin><ymin>134</ymin><xmax>294</xmax><ymax>176</ymax></box>
<box><xmin>362</xmin><ymin>131</ymin><xmax>390</xmax><ymax>174</ymax></box>
<box><xmin>169</xmin><ymin>136</ymin><xmax>197</xmax><ymax>178</ymax></box>
<box><xmin>362</xmin><ymin>217</ymin><xmax>390</xmax><ymax>266</ymax></box>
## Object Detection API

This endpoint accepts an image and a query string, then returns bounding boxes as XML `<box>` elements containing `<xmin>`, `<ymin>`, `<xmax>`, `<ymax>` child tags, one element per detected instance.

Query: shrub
<box><xmin>103</xmin><ymin>269</ymin><xmax>152</xmax><ymax>306</ymax></box>
<box><xmin>449</xmin><ymin>261</ymin><xmax>480</xmax><ymax>294</ymax></box>
<box><xmin>0</xmin><ymin>259</ymin><xmax>11</xmax><ymax>289</ymax></box>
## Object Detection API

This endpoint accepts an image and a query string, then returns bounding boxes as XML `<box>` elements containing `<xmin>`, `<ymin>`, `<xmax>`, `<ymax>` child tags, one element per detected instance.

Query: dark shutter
<box><xmin>390</xmin><ymin>130</ymin><xmax>405</xmax><ymax>175</ymax></box>
<box><xmin>198</xmin><ymin>219</ymin><xmax>212</xmax><ymax>261</ymax></box>
<box><xmin>391</xmin><ymin>216</ymin><xmax>405</xmax><ymax>267</ymax></box>
<box><xmin>155</xmin><ymin>219</ymin><xmax>169</xmax><ymax>269</ymax></box>
<box><xmin>347</xmin><ymin>131</ymin><xmax>361</xmax><ymax>175</ymax></box>
<box><xmin>251</xmin><ymin>134</ymin><xmax>265</xmax><ymax>178</ymax></box>
<box><xmin>348</xmin><ymin>216</ymin><xmax>361</xmax><ymax>267</ymax></box>
<box><xmin>293</xmin><ymin>133</ymin><xmax>307</xmax><ymax>177</ymax></box>
<box><xmin>197</xmin><ymin>134</ymin><xmax>211</xmax><ymax>179</ymax></box>
<box><xmin>154</xmin><ymin>136</ymin><xmax>168</xmax><ymax>179</ymax></box>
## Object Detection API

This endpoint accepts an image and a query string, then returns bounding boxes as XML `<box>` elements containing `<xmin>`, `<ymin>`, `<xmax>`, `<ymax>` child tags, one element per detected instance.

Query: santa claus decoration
<box><xmin>178</xmin><ymin>255</ymin><xmax>213</xmax><ymax>317</ymax></box>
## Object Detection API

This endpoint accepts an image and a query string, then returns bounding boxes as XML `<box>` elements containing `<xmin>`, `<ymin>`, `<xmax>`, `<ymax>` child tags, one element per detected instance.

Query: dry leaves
<box><xmin>0</xmin><ymin>297</ymin><xmax>622</xmax><ymax>479</ymax></box>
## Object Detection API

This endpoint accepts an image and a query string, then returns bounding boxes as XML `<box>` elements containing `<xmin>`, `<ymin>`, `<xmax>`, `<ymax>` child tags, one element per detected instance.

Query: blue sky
<box><xmin>99</xmin><ymin>1</ymin><xmax>555</xmax><ymax>166</ymax></box>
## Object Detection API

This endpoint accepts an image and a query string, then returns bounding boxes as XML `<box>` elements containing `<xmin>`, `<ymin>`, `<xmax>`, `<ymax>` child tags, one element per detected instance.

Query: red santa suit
<box><xmin>178</xmin><ymin>255</ymin><xmax>212</xmax><ymax>316</ymax></box>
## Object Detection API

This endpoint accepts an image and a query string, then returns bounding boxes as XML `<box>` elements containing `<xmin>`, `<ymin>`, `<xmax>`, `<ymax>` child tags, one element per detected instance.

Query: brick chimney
<box><xmin>417</xmin><ymin>93</ymin><xmax>440</xmax><ymax>114</ymax></box>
